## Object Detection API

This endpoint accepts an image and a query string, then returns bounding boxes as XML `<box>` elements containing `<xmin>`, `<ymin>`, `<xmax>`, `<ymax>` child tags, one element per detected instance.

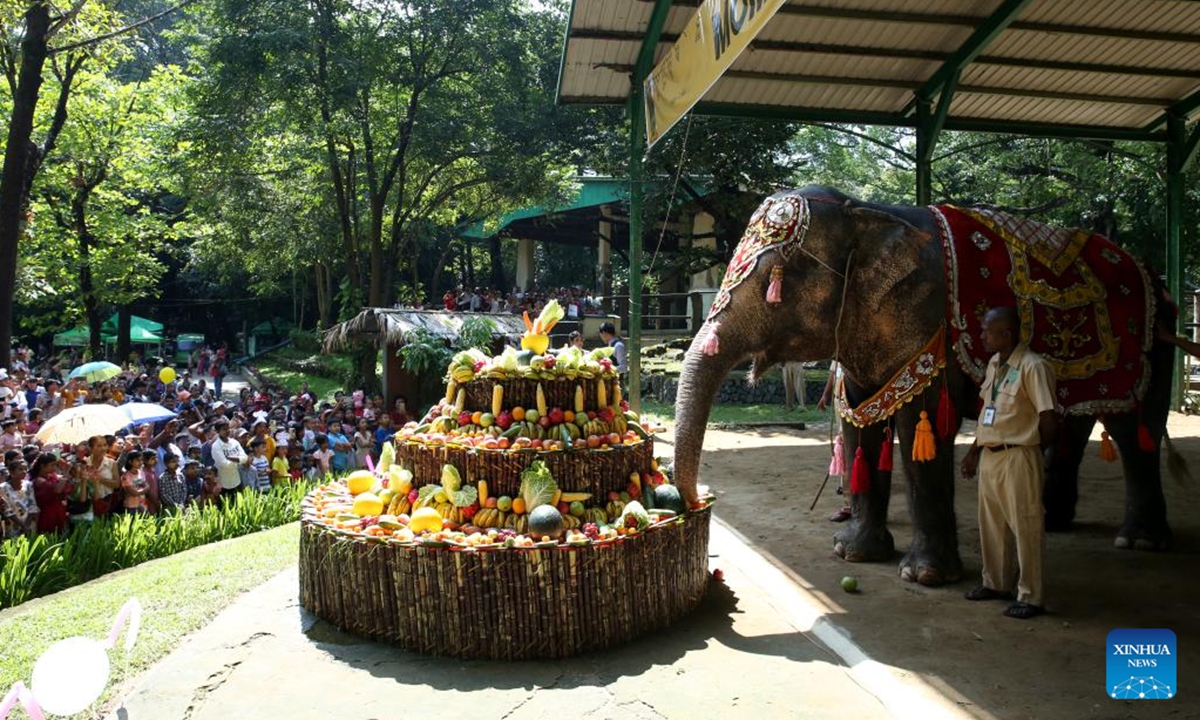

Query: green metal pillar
<box><xmin>627</xmin><ymin>89</ymin><xmax>646</xmax><ymax>413</ymax></box>
<box><xmin>1167</xmin><ymin>114</ymin><xmax>1186</xmax><ymax>410</ymax></box>
<box><xmin>915</xmin><ymin>98</ymin><xmax>933</xmax><ymax>205</ymax></box>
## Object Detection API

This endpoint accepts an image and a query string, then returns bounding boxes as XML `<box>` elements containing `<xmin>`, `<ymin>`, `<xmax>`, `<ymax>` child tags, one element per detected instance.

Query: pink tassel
<box><xmin>766</xmin><ymin>265</ymin><xmax>783</xmax><ymax>304</ymax></box>
<box><xmin>701</xmin><ymin>323</ymin><xmax>721</xmax><ymax>356</ymax></box>
<box><xmin>850</xmin><ymin>447</ymin><xmax>871</xmax><ymax>495</ymax></box>
<box><xmin>829</xmin><ymin>434</ymin><xmax>845</xmax><ymax>476</ymax></box>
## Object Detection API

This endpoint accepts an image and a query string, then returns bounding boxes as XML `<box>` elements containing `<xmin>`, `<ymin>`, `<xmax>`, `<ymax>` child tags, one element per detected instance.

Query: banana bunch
<box><xmin>436</xmin><ymin>503</ymin><xmax>465</xmax><ymax>525</ymax></box>
<box><xmin>583</xmin><ymin>508</ymin><xmax>607</xmax><ymax>525</ymax></box>
<box><xmin>504</xmin><ymin>513</ymin><xmax>530</xmax><ymax>534</ymax></box>
<box><xmin>386</xmin><ymin>495</ymin><xmax>412</xmax><ymax>517</ymax></box>
<box><xmin>454</xmin><ymin>424</ymin><xmax>502</xmax><ymax>438</ymax></box>
<box><xmin>581</xmin><ymin>419</ymin><xmax>610</xmax><ymax>437</ymax></box>
<box><xmin>503</xmin><ymin>421</ymin><xmax>548</xmax><ymax>439</ymax></box>
<box><xmin>449</xmin><ymin>362</ymin><xmax>475</xmax><ymax>384</ymax></box>
<box><xmin>606</xmin><ymin>500</ymin><xmax>626</xmax><ymax>521</ymax></box>
<box><xmin>562</xmin><ymin>515</ymin><xmax>581</xmax><ymax>530</ymax></box>
<box><xmin>474</xmin><ymin>508</ymin><xmax>508</xmax><ymax>528</ymax></box>
<box><xmin>612</xmin><ymin>415</ymin><xmax>628</xmax><ymax>435</ymax></box>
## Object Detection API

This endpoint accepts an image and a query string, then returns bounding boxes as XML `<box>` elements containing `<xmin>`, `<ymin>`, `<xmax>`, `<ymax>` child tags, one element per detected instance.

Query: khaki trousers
<box><xmin>978</xmin><ymin>445</ymin><xmax>1045</xmax><ymax>607</ymax></box>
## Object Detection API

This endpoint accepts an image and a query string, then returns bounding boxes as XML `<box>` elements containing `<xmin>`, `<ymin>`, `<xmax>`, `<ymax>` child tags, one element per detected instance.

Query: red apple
<box><xmin>608</xmin><ymin>491</ymin><xmax>621</xmax><ymax>502</ymax></box>
<box><xmin>531</xmin><ymin>438</ymin><xmax>543</xmax><ymax>449</ymax></box>
<box><xmin>496</xmin><ymin>411</ymin><xmax>513</xmax><ymax>430</ymax></box>
<box><xmin>586</xmin><ymin>411</ymin><xmax>597</xmax><ymax>420</ymax></box>
<box><xmin>558</xmin><ymin>501</ymin><xmax>570</xmax><ymax>514</ymax></box>
<box><xmin>485</xmin><ymin>497</ymin><xmax>498</xmax><ymax>509</ymax></box>
<box><xmin>538</xmin><ymin>415</ymin><xmax>551</xmax><ymax>428</ymax></box>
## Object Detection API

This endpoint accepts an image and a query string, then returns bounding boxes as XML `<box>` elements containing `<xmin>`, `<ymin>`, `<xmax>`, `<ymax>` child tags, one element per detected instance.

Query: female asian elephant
<box><xmin>672</xmin><ymin>186</ymin><xmax>1176</xmax><ymax>586</ymax></box>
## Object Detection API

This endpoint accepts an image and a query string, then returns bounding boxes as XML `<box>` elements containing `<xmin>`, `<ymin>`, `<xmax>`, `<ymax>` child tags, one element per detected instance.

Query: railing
<box><xmin>607</xmin><ymin>292</ymin><xmax>710</xmax><ymax>335</ymax></box>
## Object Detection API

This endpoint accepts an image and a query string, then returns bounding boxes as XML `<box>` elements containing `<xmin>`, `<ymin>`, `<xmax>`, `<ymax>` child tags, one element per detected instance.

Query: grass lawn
<box><xmin>639</xmin><ymin>398</ymin><xmax>827</xmax><ymax>426</ymax></box>
<box><xmin>253</xmin><ymin>357</ymin><xmax>344</xmax><ymax>401</ymax></box>
<box><xmin>0</xmin><ymin>523</ymin><xmax>300</xmax><ymax>717</ymax></box>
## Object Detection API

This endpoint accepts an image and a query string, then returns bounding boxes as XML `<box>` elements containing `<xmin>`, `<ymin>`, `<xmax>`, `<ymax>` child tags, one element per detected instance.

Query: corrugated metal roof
<box><xmin>559</xmin><ymin>0</ymin><xmax>1200</xmax><ymax>138</ymax></box>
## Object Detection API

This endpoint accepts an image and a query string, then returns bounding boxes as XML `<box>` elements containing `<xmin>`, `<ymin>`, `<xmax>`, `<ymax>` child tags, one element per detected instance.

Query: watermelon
<box><xmin>652</xmin><ymin>484</ymin><xmax>686</xmax><ymax>514</ymax></box>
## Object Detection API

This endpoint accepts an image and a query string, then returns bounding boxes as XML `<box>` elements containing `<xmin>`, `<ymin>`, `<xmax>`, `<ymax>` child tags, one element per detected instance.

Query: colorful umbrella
<box><xmin>35</xmin><ymin>405</ymin><xmax>131</xmax><ymax>445</ymax></box>
<box><xmin>67</xmin><ymin>362</ymin><xmax>123</xmax><ymax>383</ymax></box>
<box><xmin>122</xmin><ymin>403</ymin><xmax>178</xmax><ymax>426</ymax></box>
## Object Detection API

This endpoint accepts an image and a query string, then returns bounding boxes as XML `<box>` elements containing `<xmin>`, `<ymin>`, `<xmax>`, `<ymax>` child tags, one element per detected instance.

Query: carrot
<box><xmin>523</xmin><ymin>311</ymin><xmax>533</xmax><ymax>332</ymax></box>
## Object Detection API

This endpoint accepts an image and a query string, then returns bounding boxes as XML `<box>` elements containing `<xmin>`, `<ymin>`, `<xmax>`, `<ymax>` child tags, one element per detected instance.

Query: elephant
<box><xmin>672</xmin><ymin>186</ymin><xmax>1176</xmax><ymax>586</ymax></box>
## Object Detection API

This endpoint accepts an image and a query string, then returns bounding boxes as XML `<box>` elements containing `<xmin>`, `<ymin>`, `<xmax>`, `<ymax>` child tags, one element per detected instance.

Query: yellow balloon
<box><xmin>159</xmin><ymin>366</ymin><xmax>177</xmax><ymax>384</ymax></box>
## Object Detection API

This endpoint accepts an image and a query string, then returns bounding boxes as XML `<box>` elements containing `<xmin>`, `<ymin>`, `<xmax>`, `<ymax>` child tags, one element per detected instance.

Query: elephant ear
<box><xmin>846</xmin><ymin>204</ymin><xmax>931</xmax><ymax>311</ymax></box>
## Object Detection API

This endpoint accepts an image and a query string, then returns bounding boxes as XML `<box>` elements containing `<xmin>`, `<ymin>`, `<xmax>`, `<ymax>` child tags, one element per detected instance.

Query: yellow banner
<box><xmin>644</xmin><ymin>0</ymin><xmax>787</xmax><ymax>148</ymax></box>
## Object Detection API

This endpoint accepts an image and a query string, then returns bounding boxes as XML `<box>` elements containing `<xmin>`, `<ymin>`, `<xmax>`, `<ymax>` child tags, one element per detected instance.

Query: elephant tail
<box><xmin>1164</xmin><ymin>430</ymin><xmax>1193</xmax><ymax>486</ymax></box>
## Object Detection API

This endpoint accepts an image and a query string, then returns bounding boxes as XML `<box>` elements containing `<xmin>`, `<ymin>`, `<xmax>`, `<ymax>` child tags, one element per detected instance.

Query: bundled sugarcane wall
<box><xmin>298</xmin><ymin>505</ymin><xmax>713</xmax><ymax>660</ymax></box>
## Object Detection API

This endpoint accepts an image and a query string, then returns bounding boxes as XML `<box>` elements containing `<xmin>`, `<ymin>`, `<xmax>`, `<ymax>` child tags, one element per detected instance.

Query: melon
<box><xmin>409</xmin><ymin>507</ymin><xmax>444</xmax><ymax>534</ymax></box>
<box><xmin>528</xmin><ymin>505</ymin><xmax>565</xmax><ymax>539</ymax></box>
<box><xmin>346</xmin><ymin>470</ymin><xmax>376</xmax><ymax>496</ymax></box>
<box><xmin>652</xmin><ymin>484</ymin><xmax>686</xmax><ymax>514</ymax></box>
<box><xmin>352</xmin><ymin>492</ymin><xmax>384</xmax><ymax>517</ymax></box>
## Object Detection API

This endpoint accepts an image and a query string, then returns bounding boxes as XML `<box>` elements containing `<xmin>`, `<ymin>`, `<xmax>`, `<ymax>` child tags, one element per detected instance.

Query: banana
<box><xmin>444</xmin><ymin>379</ymin><xmax>458</xmax><ymax>405</ymax></box>
<box><xmin>396</xmin><ymin>498</ymin><xmax>412</xmax><ymax>516</ymax></box>
<box><xmin>560</xmin><ymin>491</ymin><xmax>591</xmax><ymax>502</ymax></box>
<box><xmin>574</xmin><ymin>385</ymin><xmax>585</xmax><ymax>414</ymax></box>
<box><xmin>437</xmin><ymin>502</ymin><xmax>454</xmax><ymax>519</ymax></box>
<box><xmin>613</xmin><ymin>416</ymin><xmax>627</xmax><ymax>435</ymax></box>
<box><xmin>479</xmin><ymin>480</ymin><xmax>489</xmax><ymax>506</ymax></box>
<box><xmin>606</xmin><ymin>500</ymin><xmax>626</xmax><ymax>521</ymax></box>
<box><xmin>454</xmin><ymin>388</ymin><xmax>466</xmax><ymax>415</ymax></box>
<box><xmin>562</xmin><ymin>515</ymin><xmax>581</xmax><ymax>530</ymax></box>
<box><xmin>492</xmin><ymin>385</ymin><xmax>504</xmax><ymax>417</ymax></box>
<box><xmin>597</xmin><ymin>379</ymin><xmax>607</xmax><ymax>409</ymax></box>
<box><xmin>584</xmin><ymin>508</ymin><xmax>607</xmax><ymax>525</ymax></box>
<box><xmin>536</xmin><ymin>383</ymin><xmax>547</xmax><ymax>416</ymax></box>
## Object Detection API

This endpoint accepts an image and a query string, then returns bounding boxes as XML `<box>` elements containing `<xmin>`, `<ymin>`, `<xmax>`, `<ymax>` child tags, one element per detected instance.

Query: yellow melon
<box><xmin>409</xmin><ymin>507</ymin><xmax>444</xmax><ymax>534</ymax></box>
<box><xmin>346</xmin><ymin>470</ymin><xmax>376</xmax><ymax>496</ymax></box>
<box><xmin>352</xmin><ymin>492</ymin><xmax>384</xmax><ymax>517</ymax></box>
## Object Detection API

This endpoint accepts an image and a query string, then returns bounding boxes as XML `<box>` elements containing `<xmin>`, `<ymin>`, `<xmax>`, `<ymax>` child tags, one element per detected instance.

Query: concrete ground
<box><xmin>107</xmin><ymin>518</ymin><xmax>971</xmax><ymax>720</ymax></box>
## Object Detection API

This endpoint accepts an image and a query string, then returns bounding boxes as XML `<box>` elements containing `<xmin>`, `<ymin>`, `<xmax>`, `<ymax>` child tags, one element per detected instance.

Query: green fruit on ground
<box><xmin>569</xmin><ymin>501</ymin><xmax>585</xmax><ymax>517</ymax></box>
<box><xmin>497</xmin><ymin>496</ymin><xmax>513</xmax><ymax>512</ymax></box>
<box><xmin>841</xmin><ymin>576</ymin><xmax>858</xmax><ymax>593</ymax></box>
<box><xmin>652</xmin><ymin>484</ymin><xmax>686</xmax><ymax>514</ymax></box>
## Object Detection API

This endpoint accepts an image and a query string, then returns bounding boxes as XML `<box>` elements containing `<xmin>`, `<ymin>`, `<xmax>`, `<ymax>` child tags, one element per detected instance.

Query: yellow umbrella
<box><xmin>36</xmin><ymin>405</ymin><xmax>131</xmax><ymax>446</ymax></box>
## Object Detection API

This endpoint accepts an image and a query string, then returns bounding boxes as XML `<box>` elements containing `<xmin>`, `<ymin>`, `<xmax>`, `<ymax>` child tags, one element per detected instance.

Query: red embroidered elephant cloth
<box><xmin>934</xmin><ymin>205</ymin><xmax>1156</xmax><ymax>416</ymax></box>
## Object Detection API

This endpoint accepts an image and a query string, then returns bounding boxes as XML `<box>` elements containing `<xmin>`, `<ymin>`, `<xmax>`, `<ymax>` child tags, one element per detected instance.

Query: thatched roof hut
<box><xmin>322</xmin><ymin>308</ymin><xmax>528</xmax><ymax>353</ymax></box>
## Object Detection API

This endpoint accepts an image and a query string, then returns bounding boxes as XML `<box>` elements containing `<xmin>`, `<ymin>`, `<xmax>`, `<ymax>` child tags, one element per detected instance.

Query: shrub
<box><xmin>0</xmin><ymin>483</ymin><xmax>312</xmax><ymax>610</ymax></box>
<box><xmin>289</xmin><ymin>328</ymin><xmax>323</xmax><ymax>353</ymax></box>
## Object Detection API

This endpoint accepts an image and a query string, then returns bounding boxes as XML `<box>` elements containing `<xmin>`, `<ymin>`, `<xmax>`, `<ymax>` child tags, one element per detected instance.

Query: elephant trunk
<box><xmin>672</xmin><ymin>325</ymin><xmax>743</xmax><ymax>505</ymax></box>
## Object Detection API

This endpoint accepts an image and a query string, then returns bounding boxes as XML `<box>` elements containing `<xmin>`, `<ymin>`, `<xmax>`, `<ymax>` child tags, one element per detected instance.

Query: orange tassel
<box><xmin>878</xmin><ymin>427</ymin><xmax>894</xmax><ymax>472</ymax></box>
<box><xmin>936</xmin><ymin>384</ymin><xmax>957</xmax><ymax>440</ymax></box>
<box><xmin>850</xmin><ymin>447</ymin><xmax>870</xmax><ymax>495</ymax></box>
<box><xmin>913</xmin><ymin>411</ymin><xmax>937</xmax><ymax>462</ymax></box>
<box><xmin>1138</xmin><ymin>424</ymin><xmax>1155</xmax><ymax>452</ymax></box>
<box><xmin>1099</xmin><ymin>431</ymin><xmax>1118</xmax><ymax>462</ymax></box>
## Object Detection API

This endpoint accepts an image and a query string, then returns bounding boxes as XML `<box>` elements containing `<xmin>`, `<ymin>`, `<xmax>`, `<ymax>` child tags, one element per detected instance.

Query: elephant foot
<box><xmin>833</xmin><ymin>523</ymin><xmax>894</xmax><ymax>563</ymax></box>
<box><xmin>1115</xmin><ymin>522</ymin><xmax>1172</xmax><ymax>552</ymax></box>
<box><xmin>898</xmin><ymin>542</ymin><xmax>963</xmax><ymax>587</ymax></box>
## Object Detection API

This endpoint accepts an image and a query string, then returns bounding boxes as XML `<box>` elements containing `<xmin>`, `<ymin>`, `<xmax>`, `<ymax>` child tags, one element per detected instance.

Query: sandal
<box><xmin>828</xmin><ymin>507</ymin><xmax>852</xmax><ymax>522</ymax></box>
<box><xmin>965</xmin><ymin>586</ymin><xmax>1014</xmax><ymax>601</ymax></box>
<box><xmin>1004</xmin><ymin>602</ymin><xmax>1046</xmax><ymax>619</ymax></box>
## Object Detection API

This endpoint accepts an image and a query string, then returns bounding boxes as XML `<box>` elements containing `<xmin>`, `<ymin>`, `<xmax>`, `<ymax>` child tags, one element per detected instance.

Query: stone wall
<box><xmin>640</xmin><ymin>373</ymin><xmax>825</xmax><ymax>406</ymax></box>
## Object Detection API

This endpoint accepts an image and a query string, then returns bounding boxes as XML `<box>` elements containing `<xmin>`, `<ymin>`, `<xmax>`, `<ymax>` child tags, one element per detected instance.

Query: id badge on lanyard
<box><xmin>982</xmin><ymin>406</ymin><xmax>996</xmax><ymax>427</ymax></box>
<box><xmin>983</xmin><ymin>363</ymin><xmax>1012</xmax><ymax>428</ymax></box>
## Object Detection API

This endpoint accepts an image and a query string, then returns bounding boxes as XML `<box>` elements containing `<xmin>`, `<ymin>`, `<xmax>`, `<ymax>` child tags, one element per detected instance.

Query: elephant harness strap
<box><xmin>835</xmin><ymin>326</ymin><xmax>947</xmax><ymax>429</ymax></box>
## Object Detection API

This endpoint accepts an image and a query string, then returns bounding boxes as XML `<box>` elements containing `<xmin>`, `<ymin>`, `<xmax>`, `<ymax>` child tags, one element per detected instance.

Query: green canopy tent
<box><xmin>101</xmin><ymin>314</ymin><xmax>163</xmax><ymax>337</ymax></box>
<box><xmin>52</xmin><ymin>326</ymin><xmax>100</xmax><ymax>347</ymax></box>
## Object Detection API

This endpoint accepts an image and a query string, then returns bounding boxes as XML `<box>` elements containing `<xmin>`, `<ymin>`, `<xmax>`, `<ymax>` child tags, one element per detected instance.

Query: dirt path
<box><xmin>661</xmin><ymin>414</ymin><xmax>1200</xmax><ymax>720</ymax></box>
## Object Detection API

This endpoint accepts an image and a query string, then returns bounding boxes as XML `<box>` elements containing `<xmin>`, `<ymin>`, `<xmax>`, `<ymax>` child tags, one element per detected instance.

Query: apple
<box><xmin>543</xmin><ymin>355</ymin><xmax>557</xmax><ymax>369</ymax></box>
<box><xmin>538</xmin><ymin>415</ymin><xmax>551</xmax><ymax>428</ymax></box>
<box><xmin>586</xmin><ymin>435</ymin><xmax>601</xmax><ymax>448</ymax></box>
<box><xmin>607</xmin><ymin>433</ymin><xmax>620</xmax><ymax>446</ymax></box>
<box><xmin>458</xmin><ymin>411</ymin><xmax>472</xmax><ymax>426</ymax></box>
<box><xmin>608</xmin><ymin>491</ymin><xmax>621</xmax><ymax>502</ymax></box>
<box><xmin>626</xmin><ymin>482</ymin><xmax>641</xmax><ymax>500</ymax></box>
<box><xmin>558</xmin><ymin>501</ymin><xmax>570</xmax><ymax>515</ymax></box>
<box><xmin>586</xmin><ymin>411</ymin><xmax>597</xmax><ymax>420</ymax></box>
<box><xmin>531</xmin><ymin>438</ymin><xmax>543</xmax><ymax>449</ymax></box>
<box><xmin>496</xmin><ymin>411</ymin><xmax>513</xmax><ymax>430</ymax></box>
<box><xmin>485</xmin><ymin>497</ymin><xmax>498</xmax><ymax>509</ymax></box>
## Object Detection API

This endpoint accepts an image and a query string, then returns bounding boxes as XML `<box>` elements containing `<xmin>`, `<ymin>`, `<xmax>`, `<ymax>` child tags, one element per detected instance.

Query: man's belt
<box><xmin>983</xmin><ymin>444</ymin><xmax>1028</xmax><ymax>452</ymax></box>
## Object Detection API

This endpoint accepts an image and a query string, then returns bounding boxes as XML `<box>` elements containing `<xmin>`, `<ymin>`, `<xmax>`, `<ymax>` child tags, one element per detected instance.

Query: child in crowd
<box><xmin>141</xmin><ymin>449</ymin><xmax>160</xmax><ymax>513</ymax></box>
<box><xmin>271</xmin><ymin>444</ymin><xmax>290</xmax><ymax>487</ymax></box>
<box><xmin>158</xmin><ymin>453</ymin><xmax>188</xmax><ymax>511</ymax></box>
<box><xmin>249</xmin><ymin>438</ymin><xmax>271</xmax><ymax>492</ymax></box>
<box><xmin>182</xmin><ymin>459</ymin><xmax>204</xmax><ymax>505</ymax></box>
<box><xmin>288</xmin><ymin>455</ymin><xmax>303</xmax><ymax>483</ymax></box>
<box><xmin>312</xmin><ymin>435</ymin><xmax>332</xmax><ymax>476</ymax></box>
<box><xmin>200</xmin><ymin>467</ymin><xmax>221</xmax><ymax>506</ymax></box>
<box><xmin>121</xmin><ymin>453</ymin><xmax>150</xmax><ymax>514</ymax></box>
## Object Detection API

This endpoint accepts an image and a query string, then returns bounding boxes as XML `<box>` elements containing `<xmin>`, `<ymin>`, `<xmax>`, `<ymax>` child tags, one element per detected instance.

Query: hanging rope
<box><xmin>646</xmin><ymin>114</ymin><xmax>694</xmax><ymax>278</ymax></box>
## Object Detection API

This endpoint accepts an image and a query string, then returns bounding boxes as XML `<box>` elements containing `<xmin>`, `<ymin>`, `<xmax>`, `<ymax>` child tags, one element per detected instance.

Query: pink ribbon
<box><xmin>0</xmin><ymin>682</ymin><xmax>46</xmax><ymax>720</ymax></box>
<box><xmin>105</xmin><ymin>598</ymin><xmax>142</xmax><ymax>651</ymax></box>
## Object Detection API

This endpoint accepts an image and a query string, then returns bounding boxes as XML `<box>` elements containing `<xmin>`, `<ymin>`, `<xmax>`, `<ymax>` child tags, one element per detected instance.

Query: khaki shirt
<box><xmin>977</xmin><ymin>344</ymin><xmax>1056</xmax><ymax>447</ymax></box>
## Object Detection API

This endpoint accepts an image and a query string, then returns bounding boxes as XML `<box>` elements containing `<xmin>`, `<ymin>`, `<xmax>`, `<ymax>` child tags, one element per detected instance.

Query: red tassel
<box><xmin>1138</xmin><ymin>424</ymin><xmax>1156</xmax><ymax>452</ymax></box>
<box><xmin>936</xmin><ymin>384</ymin><xmax>957</xmax><ymax>440</ymax></box>
<box><xmin>878</xmin><ymin>427</ymin><xmax>894</xmax><ymax>472</ymax></box>
<box><xmin>850</xmin><ymin>447</ymin><xmax>871</xmax><ymax>495</ymax></box>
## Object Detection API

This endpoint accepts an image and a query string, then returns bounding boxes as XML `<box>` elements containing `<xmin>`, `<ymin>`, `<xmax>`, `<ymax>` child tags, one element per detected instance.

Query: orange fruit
<box><xmin>512</xmin><ymin>407</ymin><xmax>526</xmax><ymax>421</ymax></box>
<box><xmin>563</xmin><ymin>410</ymin><xmax>575</xmax><ymax>423</ymax></box>
<box><xmin>471</xmin><ymin>411</ymin><xmax>483</xmax><ymax>425</ymax></box>
<box><xmin>512</xmin><ymin>497</ymin><xmax>527</xmax><ymax>514</ymax></box>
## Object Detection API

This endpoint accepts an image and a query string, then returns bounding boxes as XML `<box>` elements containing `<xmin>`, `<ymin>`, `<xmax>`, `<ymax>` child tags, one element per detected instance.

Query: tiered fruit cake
<box><xmin>299</xmin><ymin>302</ymin><xmax>714</xmax><ymax>660</ymax></box>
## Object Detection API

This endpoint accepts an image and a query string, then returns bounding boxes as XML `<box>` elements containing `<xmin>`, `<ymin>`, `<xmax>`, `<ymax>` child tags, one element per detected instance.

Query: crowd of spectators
<box><xmin>0</xmin><ymin>345</ymin><xmax>411</xmax><ymax>540</ymax></box>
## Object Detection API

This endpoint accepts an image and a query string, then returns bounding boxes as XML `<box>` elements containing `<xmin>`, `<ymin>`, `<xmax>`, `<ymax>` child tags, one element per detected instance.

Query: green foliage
<box><xmin>289</xmin><ymin>329</ymin><xmax>323</xmax><ymax>353</ymax></box>
<box><xmin>457</xmin><ymin>316</ymin><xmax>497</xmax><ymax>352</ymax></box>
<box><xmin>0</xmin><ymin>483</ymin><xmax>312</xmax><ymax>609</ymax></box>
<box><xmin>399</xmin><ymin>328</ymin><xmax>452</xmax><ymax>376</ymax></box>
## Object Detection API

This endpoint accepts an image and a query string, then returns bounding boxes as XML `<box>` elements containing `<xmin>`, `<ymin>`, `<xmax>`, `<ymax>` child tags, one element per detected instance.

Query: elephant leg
<box><xmin>833</xmin><ymin>422</ymin><xmax>895</xmax><ymax>563</ymax></box>
<box><xmin>1043</xmin><ymin>414</ymin><xmax>1094</xmax><ymax>531</ymax></box>
<box><xmin>1108</xmin><ymin>412</ymin><xmax>1172</xmax><ymax>551</ymax></box>
<box><xmin>894</xmin><ymin>403</ymin><xmax>963</xmax><ymax>587</ymax></box>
